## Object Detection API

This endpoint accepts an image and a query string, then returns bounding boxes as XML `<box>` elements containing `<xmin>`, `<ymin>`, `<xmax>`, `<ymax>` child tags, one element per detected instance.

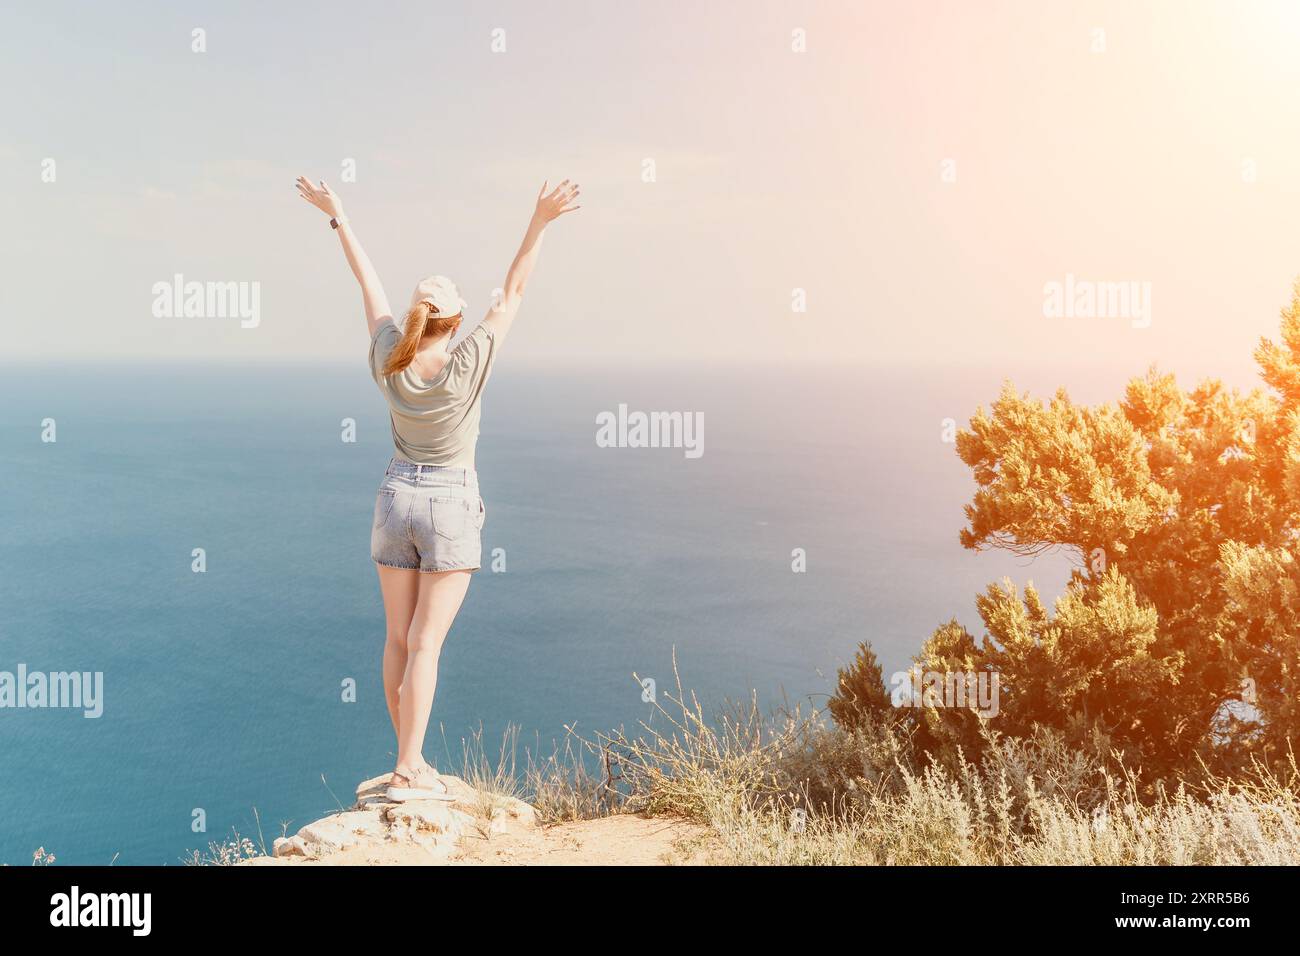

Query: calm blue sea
<box><xmin>0</xmin><ymin>360</ymin><xmax>1081</xmax><ymax>864</ymax></box>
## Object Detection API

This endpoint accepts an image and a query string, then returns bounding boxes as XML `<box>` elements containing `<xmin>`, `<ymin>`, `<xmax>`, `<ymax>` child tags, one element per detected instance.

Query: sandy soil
<box><xmin>449</xmin><ymin>813</ymin><xmax>714</xmax><ymax>866</ymax></box>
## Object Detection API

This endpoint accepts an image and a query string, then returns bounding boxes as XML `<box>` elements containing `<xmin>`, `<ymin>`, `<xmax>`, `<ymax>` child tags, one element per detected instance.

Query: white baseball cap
<box><xmin>409</xmin><ymin>275</ymin><xmax>467</xmax><ymax>317</ymax></box>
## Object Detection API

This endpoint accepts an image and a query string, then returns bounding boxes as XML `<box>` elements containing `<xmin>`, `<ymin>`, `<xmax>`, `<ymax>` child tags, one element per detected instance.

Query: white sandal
<box><xmin>386</xmin><ymin>764</ymin><xmax>454</xmax><ymax>802</ymax></box>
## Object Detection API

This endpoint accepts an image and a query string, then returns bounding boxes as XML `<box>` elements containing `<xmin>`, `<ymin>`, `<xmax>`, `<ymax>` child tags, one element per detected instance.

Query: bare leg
<box><xmin>376</xmin><ymin>564</ymin><xmax>420</xmax><ymax>740</ymax></box>
<box><xmin>394</xmin><ymin>569</ymin><xmax>472</xmax><ymax>774</ymax></box>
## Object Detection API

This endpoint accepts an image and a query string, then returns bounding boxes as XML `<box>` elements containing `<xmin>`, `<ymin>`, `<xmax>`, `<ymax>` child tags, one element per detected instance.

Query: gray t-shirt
<box><xmin>368</xmin><ymin>318</ymin><xmax>498</xmax><ymax>466</ymax></box>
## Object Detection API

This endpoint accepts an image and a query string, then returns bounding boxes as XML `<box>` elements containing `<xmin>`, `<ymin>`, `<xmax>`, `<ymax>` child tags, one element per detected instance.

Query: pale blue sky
<box><xmin>5</xmin><ymin>0</ymin><xmax>1300</xmax><ymax>380</ymax></box>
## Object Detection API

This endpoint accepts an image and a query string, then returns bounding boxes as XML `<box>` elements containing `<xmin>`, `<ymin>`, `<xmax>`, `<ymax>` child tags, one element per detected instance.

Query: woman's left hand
<box><xmin>533</xmin><ymin>180</ymin><xmax>581</xmax><ymax>223</ymax></box>
<box><xmin>296</xmin><ymin>176</ymin><xmax>345</xmax><ymax>219</ymax></box>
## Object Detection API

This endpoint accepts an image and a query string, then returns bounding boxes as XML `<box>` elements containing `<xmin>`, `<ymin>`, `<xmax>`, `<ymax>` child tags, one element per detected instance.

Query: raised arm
<box><xmin>296</xmin><ymin>176</ymin><xmax>393</xmax><ymax>337</ymax></box>
<box><xmin>483</xmin><ymin>180</ymin><xmax>581</xmax><ymax>343</ymax></box>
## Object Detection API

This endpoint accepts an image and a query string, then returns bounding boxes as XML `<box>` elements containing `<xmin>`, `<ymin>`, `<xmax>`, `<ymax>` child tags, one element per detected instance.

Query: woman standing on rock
<box><xmin>296</xmin><ymin>175</ymin><xmax>580</xmax><ymax>800</ymax></box>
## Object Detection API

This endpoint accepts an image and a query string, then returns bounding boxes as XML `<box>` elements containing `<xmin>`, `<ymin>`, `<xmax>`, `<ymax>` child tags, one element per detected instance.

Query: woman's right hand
<box><xmin>533</xmin><ymin>180</ymin><xmax>581</xmax><ymax>223</ymax></box>
<box><xmin>296</xmin><ymin>176</ymin><xmax>345</xmax><ymax>219</ymax></box>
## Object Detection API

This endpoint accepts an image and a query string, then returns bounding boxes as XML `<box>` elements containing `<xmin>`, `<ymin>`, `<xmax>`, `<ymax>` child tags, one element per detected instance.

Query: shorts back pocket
<box><xmin>431</xmin><ymin>497</ymin><xmax>467</xmax><ymax>540</ymax></box>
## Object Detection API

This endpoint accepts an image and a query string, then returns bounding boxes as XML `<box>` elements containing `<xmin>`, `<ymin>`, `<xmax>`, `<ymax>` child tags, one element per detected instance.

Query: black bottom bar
<box><xmin>0</xmin><ymin>865</ymin><xmax>1289</xmax><ymax>939</ymax></box>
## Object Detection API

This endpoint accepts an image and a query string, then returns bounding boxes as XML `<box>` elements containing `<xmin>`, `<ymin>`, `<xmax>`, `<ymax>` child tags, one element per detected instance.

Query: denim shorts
<box><xmin>370</xmin><ymin>458</ymin><xmax>485</xmax><ymax>573</ymax></box>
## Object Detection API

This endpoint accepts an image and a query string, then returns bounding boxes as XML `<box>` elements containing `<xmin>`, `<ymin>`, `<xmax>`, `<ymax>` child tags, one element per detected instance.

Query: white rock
<box><xmin>272</xmin><ymin>836</ymin><xmax>306</xmax><ymax>858</ymax></box>
<box><xmin>296</xmin><ymin>809</ymin><xmax>389</xmax><ymax>855</ymax></box>
<box><xmin>263</xmin><ymin>772</ymin><xmax>542</xmax><ymax>864</ymax></box>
